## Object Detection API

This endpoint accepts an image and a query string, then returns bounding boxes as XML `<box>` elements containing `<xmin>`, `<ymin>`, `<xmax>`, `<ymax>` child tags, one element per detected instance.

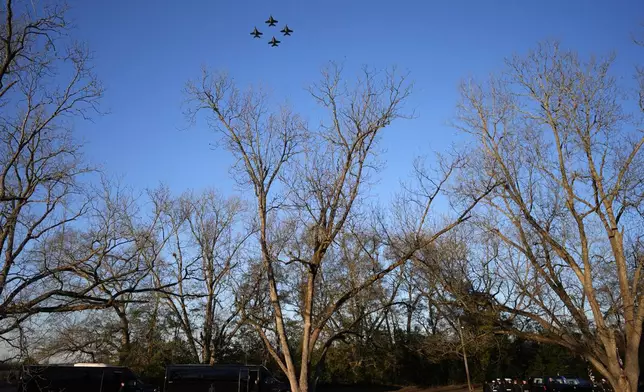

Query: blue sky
<box><xmin>66</xmin><ymin>0</ymin><xmax>644</xmax><ymax>204</ymax></box>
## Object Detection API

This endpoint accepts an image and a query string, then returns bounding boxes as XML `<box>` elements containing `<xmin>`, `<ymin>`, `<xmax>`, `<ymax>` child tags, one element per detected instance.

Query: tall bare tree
<box><xmin>410</xmin><ymin>230</ymin><xmax>499</xmax><ymax>388</ymax></box>
<box><xmin>85</xmin><ymin>184</ymin><xmax>176</xmax><ymax>365</ymax></box>
<box><xmin>29</xmin><ymin>182</ymin><xmax>179</xmax><ymax>365</ymax></box>
<box><xmin>453</xmin><ymin>42</ymin><xmax>644</xmax><ymax>392</ymax></box>
<box><xmin>186</xmin><ymin>63</ymin><xmax>497</xmax><ymax>392</ymax></box>
<box><xmin>154</xmin><ymin>189</ymin><xmax>250</xmax><ymax>364</ymax></box>
<box><xmin>0</xmin><ymin>0</ymin><xmax>112</xmax><ymax>347</ymax></box>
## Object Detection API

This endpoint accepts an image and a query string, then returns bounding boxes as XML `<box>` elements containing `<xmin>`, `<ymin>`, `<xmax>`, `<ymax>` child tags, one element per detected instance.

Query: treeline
<box><xmin>1</xmin><ymin>2</ymin><xmax>643</xmax><ymax>392</ymax></box>
<box><xmin>322</xmin><ymin>334</ymin><xmax>590</xmax><ymax>386</ymax></box>
<box><xmin>0</xmin><ymin>332</ymin><xmax>590</xmax><ymax>388</ymax></box>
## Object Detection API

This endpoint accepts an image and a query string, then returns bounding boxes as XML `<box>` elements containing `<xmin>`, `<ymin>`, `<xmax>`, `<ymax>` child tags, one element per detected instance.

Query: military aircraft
<box><xmin>268</xmin><ymin>37</ymin><xmax>280</xmax><ymax>47</ymax></box>
<box><xmin>280</xmin><ymin>25</ymin><xmax>293</xmax><ymax>36</ymax></box>
<box><xmin>265</xmin><ymin>15</ymin><xmax>278</xmax><ymax>26</ymax></box>
<box><xmin>250</xmin><ymin>27</ymin><xmax>263</xmax><ymax>38</ymax></box>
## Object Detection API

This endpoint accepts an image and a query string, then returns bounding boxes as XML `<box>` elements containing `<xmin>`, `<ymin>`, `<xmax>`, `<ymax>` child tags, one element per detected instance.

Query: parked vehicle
<box><xmin>485</xmin><ymin>378</ymin><xmax>533</xmax><ymax>392</ymax></box>
<box><xmin>529</xmin><ymin>376</ymin><xmax>594</xmax><ymax>392</ymax></box>
<box><xmin>17</xmin><ymin>363</ymin><xmax>155</xmax><ymax>392</ymax></box>
<box><xmin>484</xmin><ymin>380</ymin><xmax>498</xmax><ymax>392</ymax></box>
<box><xmin>497</xmin><ymin>378</ymin><xmax>516</xmax><ymax>392</ymax></box>
<box><xmin>164</xmin><ymin>364</ymin><xmax>289</xmax><ymax>392</ymax></box>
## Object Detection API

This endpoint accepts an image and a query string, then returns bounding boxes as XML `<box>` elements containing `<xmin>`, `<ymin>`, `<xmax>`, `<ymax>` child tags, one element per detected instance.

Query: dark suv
<box><xmin>164</xmin><ymin>364</ymin><xmax>289</xmax><ymax>392</ymax></box>
<box><xmin>17</xmin><ymin>363</ymin><xmax>155</xmax><ymax>392</ymax></box>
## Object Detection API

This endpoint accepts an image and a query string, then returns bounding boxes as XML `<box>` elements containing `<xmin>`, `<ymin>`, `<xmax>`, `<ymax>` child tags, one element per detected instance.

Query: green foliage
<box><xmin>96</xmin><ymin>308</ymin><xmax>590</xmax><ymax>388</ymax></box>
<box><xmin>315</xmin><ymin>331</ymin><xmax>589</xmax><ymax>387</ymax></box>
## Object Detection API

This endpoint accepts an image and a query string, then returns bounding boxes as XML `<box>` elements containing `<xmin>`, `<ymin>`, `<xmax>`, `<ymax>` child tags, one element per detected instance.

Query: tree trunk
<box><xmin>286</xmin><ymin>373</ymin><xmax>300</xmax><ymax>392</ymax></box>
<box><xmin>299</xmin><ymin>266</ymin><xmax>317</xmax><ymax>392</ymax></box>
<box><xmin>615</xmin><ymin>375</ymin><xmax>634</xmax><ymax>392</ymax></box>
<box><xmin>588</xmin><ymin>348</ymin><xmax>639</xmax><ymax>392</ymax></box>
<box><xmin>202</xmin><ymin>315</ymin><xmax>212</xmax><ymax>364</ymax></box>
<box><xmin>115</xmin><ymin>306</ymin><xmax>131</xmax><ymax>366</ymax></box>
<box><xmin>146</xmin><ymin>299</ymin><xmax>159</xmax><ymax>359</ymax></box>
<box><xmin>623</xmin><ymin>339</ymin><xmax>641</xmax><ymax>392</ymax></box>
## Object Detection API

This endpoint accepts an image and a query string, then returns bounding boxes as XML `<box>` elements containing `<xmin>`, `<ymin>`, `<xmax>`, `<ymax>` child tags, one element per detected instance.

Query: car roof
<box><xmin>24</xmin><ymin>364</ymin><xmax>126</xmax><ymax>368</ymax></box>
<box><xmin>167</xmin><ymin>364</ymin><xmax>264</xmax><ymax>368</ymax></box>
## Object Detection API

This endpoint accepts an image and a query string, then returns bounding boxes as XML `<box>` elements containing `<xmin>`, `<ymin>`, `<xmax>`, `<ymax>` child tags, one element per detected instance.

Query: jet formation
<box><xmin>250</xmin><ymin>15</ymin><xmax>293</xmax><ymax>47</ymax></box>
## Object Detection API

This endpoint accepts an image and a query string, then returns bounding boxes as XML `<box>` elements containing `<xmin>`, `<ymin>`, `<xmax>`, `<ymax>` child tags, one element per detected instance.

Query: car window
<box><xmin>561</xmin><ymin>377</ymin><xmax>581</xmax><ymax>385</ymax></box>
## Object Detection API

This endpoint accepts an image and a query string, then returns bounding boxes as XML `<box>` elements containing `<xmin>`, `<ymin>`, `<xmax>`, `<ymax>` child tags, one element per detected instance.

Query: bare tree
<box><xmin>24</xmin><ymin>182</ymin><xmax>176</xmax><ymax>365</ymax></box>
<box><xmin>410</xmin><ymin>230</ymin><xmax>498</xmax><ymax>387</ymax></box>
<box><xmin>0</xmin><ymin>0</ymin><xmax>110</xmax><ymax>346</ymax></box>
<box><xmin>453</xmin><ymin>42</ymin><xmax>644</xmax><ymax>392</ymax></box>
<box><xmin>36</xmin><ymin>313</ymin><xmax>118</xmax><ymax>364</ymax></box>
<box><xmin>82</xmin><ymin>183</ymin><xmax>176</xmax><ymax>365</ymax></box>
<box><xmin>154</xmin><ymin>189</ymin><xmax>250</xmax><ymax>364</ymax></box>
<box><xmin>185</xmin><ymin>63</ymin><xmax>497</xmax><ymax>392</ymax></box>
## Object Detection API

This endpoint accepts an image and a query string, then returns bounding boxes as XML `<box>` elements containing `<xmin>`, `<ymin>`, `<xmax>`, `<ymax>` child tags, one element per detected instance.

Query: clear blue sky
<box><xmin>67</xmin><ymin>0</ymin><xmax>644</xmax><ymax>203</ymax></box>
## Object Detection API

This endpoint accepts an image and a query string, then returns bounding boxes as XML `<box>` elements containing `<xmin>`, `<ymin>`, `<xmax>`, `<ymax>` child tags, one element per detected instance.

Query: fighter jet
<box><xmin>250</xmin><ymin>27</ymin><xmax>263</xmax><ymax>38</ymax></box>
<box><xmin>268</xmin><ymin>37</ymin><xmax>280</xmax><ymax>47</ymax></box>
<box><xmin>280</xmin><ymin>25</ymin><xmax>293</xmax><ymax>36</ymax></box>
<box><xmin>265</xmin><ymin>15</ymin><xmax>278</xmax><ymax>27</ymax></box>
